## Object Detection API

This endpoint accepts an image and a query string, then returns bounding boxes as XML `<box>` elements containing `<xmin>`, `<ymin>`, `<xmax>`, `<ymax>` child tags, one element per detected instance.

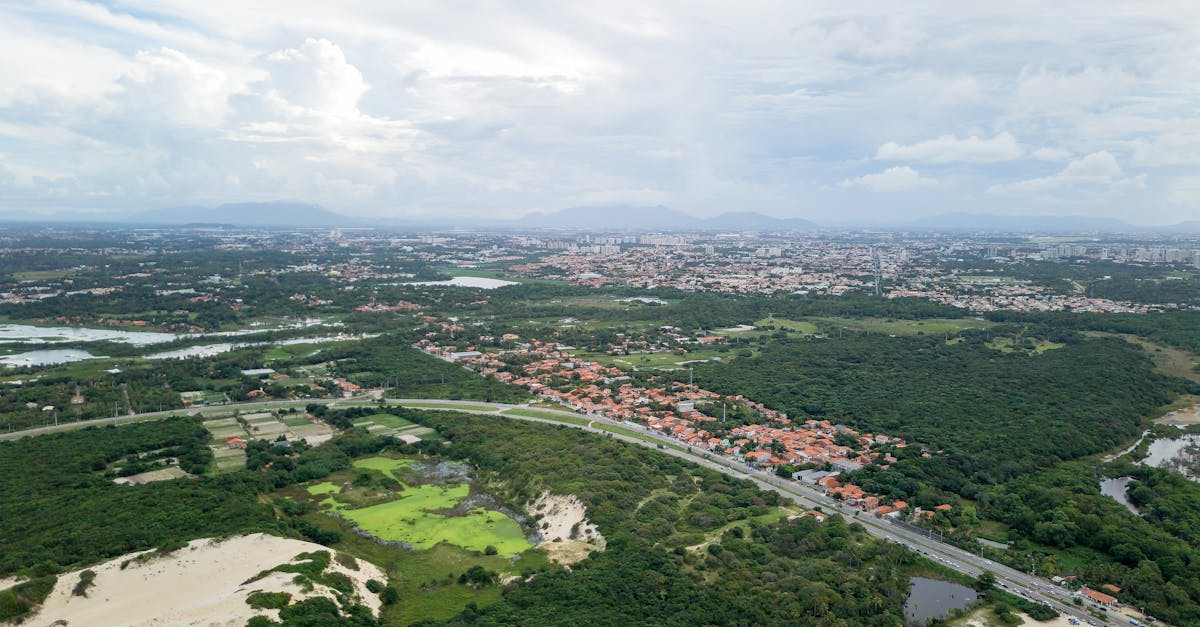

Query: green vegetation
<box><xmin>984</xmin><ymin>336</ymin><xmax>1064</xmax><ymax>354</ymax></box>
<box><xmin>315</xmin><ymin>340</ymin><xmax>530</xmax><ymax>403</ymax></box>
<box><xmin>0</xmin><ymin>575</ymin><xmax>56</xmax><ymax>622</ymax></box>
<box><xmin>336</xmin><ymin>486</ymin><xmax>530</xmax><ymax>556</ymax></box>
<box><xmin>247</xmin><ymin>590</ymin><xmax>292</xmax><ymax>610</ymax></box>
<box><xmin>754</xmin><ymin>317</ymin><xmax>819</xmax><ymax>334</ymax></box>
<box><xmin>406</xmin><ymin>410</ymin><xmax>953</xmax><ymax>625</ymax></box>
<box><xmin>692</xmin><ymin>328</ymin><xmax>1200</xmax><ymax>623</ymax></box>
<box><xmin>350</xmin><ymin>455</ymin><xmax>411</xmax><ymax>481</ymax></box>
<box><xmin>307</xmin><ymin>456</ymin><xmax>532</xmax><ymax>556</ymax></box>
<box><xmin>357</xmin><ymin>414</ymin><xmax>416</xmax><ymax>429</ymax></box>
<box><xmin>809</xmin><ymin>316</ymin><xmax>994</xmax><ymax>336</ymax></box>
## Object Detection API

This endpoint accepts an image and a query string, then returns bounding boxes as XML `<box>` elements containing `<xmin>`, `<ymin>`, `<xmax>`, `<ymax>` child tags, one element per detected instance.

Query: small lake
<box><xmin>0</xmin><ymin>349</ymin><xmax>98</xmax><ymax>367</ymax></box>
<box><xmin>406</xmin><ymin>276</ymin><xmax>518</xmax><ymax>289</ymax></box>
<box><xmin>905</xmin><ymin>577</ymin><xmax>978</xmax><ymax>626</ymax></box>
<box><xmin>1100</xmin><ymin>477</ymin><xmax>1140</xmax><ymax>515</ymax></box>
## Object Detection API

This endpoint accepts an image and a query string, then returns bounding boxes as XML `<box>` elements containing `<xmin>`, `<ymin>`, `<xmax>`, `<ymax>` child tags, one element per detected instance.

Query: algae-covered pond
<box><xmin>307</xmin><ymin>456</ymin><xmax>532</xmax><ymax>556</ymax></box>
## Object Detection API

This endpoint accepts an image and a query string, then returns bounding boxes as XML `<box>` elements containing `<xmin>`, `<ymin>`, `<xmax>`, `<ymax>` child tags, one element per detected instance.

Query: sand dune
<box><xmin>528</xmin><ymin>492</ymin><xmax>606</xmax><ymax>565</ymax></box>
<box><xmin>28</xmin><ymin>533</ymin><xmax>385</xmax><ymax>627</ymax></box>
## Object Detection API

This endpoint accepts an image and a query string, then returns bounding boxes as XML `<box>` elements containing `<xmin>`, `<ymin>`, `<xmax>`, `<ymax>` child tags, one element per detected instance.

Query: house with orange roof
<box><xmin>1078</xmin><ymin>587</ymin><xmax>1116</xmax><ymax>606</ymax></box>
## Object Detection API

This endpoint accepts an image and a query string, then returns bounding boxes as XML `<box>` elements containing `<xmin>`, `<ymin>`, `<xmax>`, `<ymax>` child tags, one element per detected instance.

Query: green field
<box><xmin>811</xmin><ymin>316</ymin><xmax>994</xmax><ymax>336</ymax></box>
<box><xmin>11</xmin><ymin>269</ymin><xmax>74</xmax><ymax>281</ymax></box>
<box><xmin>754</xmin><ymin>318</ymin><xmax>819</xmax><ymax>334</ymax></box>
<box><xmin>359</xmin><ymin>413</ymin><xmax>417</xmax><ymax>429</ymax></box>
<box><xmin>986</xmin><ymin>336</ymin><xmax>1064</xmax><ymax>354</ymax></box>
<box><xmin>351</xmin><ymin>456</ymin><xmax>411</xmax><ymax>481</ymax></box>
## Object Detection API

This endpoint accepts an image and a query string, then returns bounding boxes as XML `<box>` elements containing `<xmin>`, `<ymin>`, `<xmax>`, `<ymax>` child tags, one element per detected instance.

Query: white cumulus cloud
<box><xmin>875</xmin><ymin>133</ymin><xmax>1021</xmax><ymax>162</ymax></box>
<box><xmin>988</xmin><ymin>151</ymin><xmax>1145</xmax><ymax>194</ymax></box>
<box><xmin>840</xmin><ymin>166</ymin><xmax>936</xmax><ymax>191</ymax></box>
<box><xmin>264</xmin><ymin>38</ymin><xmax>368</xmax><ymax>116</ymax></box>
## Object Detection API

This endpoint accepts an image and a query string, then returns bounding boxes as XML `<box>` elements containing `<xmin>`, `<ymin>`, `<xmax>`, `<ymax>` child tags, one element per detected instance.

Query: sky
<box><xmin>1</xmin><ymin>1</ymin><xmax>1198</xmax><ymax>225</ymax></box>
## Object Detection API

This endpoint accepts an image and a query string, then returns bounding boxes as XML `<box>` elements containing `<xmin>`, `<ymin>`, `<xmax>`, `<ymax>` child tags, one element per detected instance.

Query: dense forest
<box><xmin>691</xmin><ymin>329</ymin><xmax>1200</xmax><ymax>623</ymax></box>
<box><xmin>402</xmin><ymin>410</ymin><xmax>964</xmax><ymax>626</ymax></box>
<box><xmin>693</xmin><ymin>330</ymin><xmax>1186</xmax><ymax>487</ymax></box>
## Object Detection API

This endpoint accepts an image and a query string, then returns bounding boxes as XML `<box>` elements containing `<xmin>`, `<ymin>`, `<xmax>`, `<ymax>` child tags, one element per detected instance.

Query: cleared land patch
<box><xmin>985</xmin><ymin>336</ymin><xmax>1064</xmax><ymax>354</ymax></box>
<box><xmin>811</xmin><ymin>316</ymin><xmax>994</xmax><ymax>336</ymax></box>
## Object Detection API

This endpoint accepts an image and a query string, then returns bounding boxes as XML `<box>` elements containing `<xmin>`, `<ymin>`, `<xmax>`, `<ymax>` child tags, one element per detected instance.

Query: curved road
<box><xmin>2</xmin><ymin>395</ymin><xmax>1107</xmax><ymax>624</ymax></box>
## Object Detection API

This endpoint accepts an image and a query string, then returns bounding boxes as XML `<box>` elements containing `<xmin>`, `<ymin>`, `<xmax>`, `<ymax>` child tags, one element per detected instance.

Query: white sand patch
<box><xmin>28</xmin><ymin>533</ymin><xmax>386</xmax><ymax>627</ymax></box>
<box><xmin>0</xmin><ymin>576</ymin><xmax>25</xmax><ymax>594</ymax></box>
<box><xmin>958</xmin><ymin>608</ymin><xmax>1082</xmax><ymax>626</ymax></box>
<box><xmin>1157</xmin><ymin>403</ymin><xmax>1200</xmax><ymax>426</ymax></box>
<box><xmin>528</xmin><ymin>492</ymin><xmax>605</xmax><ymax>565</ymax></box>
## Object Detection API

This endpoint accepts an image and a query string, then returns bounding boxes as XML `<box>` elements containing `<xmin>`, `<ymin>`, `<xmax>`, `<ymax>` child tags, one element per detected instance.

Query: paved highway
<box><xmin>2</xmin><ymin>395</ymin><xmax>1108</xmax><ymax>624</ymax></box>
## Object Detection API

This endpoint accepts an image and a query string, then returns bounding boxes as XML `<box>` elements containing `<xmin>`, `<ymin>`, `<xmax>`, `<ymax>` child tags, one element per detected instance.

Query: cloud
<box><xmin>118</xmin><ymin>48</ymin><xmax>236</xmax><ymax>126</ymax></box>
<box><xmin>1166</xmin><ymin>176</ymin><xmax>1200</xmax><ymax>207</ymax></box>
<box><xmin>1015</xmin><ymin>66</ymin><xmax>1139</xmax><ymax>112</ymax></box>
<box><xmin>264</xmin><ymin>38</ymin><xmax>368</xmax><ymax>116</ymax></box>
<box><xmin>1032</xmin><ymin>147</ymin><xmax>1071</xmax><ymax>161</ymax></box>
<box><xmin>0</xmin><ymin>1</ymin><xmax>1198</xmax><ymax>222</ymax></box>
<box><xmin>987</xmin><ymin>151</ymin><xmax>1145</xmax><ymax>194</ymax></box>
<box><xmin>840</xmin><ymin>166</ymin><xmax>936</xmax><ymax>191</ymax></box>
<box><xmin>875</xmin><ymin>132</ymin><xmax>1021</xmax><ymax>163</ymax></box>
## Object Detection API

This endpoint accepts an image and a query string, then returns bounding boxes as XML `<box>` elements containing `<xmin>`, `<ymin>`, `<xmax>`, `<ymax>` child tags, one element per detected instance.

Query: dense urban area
<box><xmin>2</xmin><ymin>222</ymin><xmax>1199</xmax><ymax>627</ymax></box>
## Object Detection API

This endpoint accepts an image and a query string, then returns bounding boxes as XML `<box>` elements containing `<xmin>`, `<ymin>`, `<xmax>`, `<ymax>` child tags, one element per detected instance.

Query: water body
<box><xmin>1142</xmin><ymin>433</ymin><xmax>1200</xmax><ymax>481</ymax></box>
<box><xmin>0</xmin><ymin>324</ymin><xmax>178</xmax><ymax>346</ymax></box>
<box><xmin>1099</xmin><ymin>477</ymin><xmax>1140</xmax><ymax>515</ymax></box>
<box><xmin>905</xmin><ymin>577</ymin><xmax>978</xmax><ymax>626</ymax></box>
<box><xmin>1143</xmin><ymin>434</ymin><xmax>1200</xmax><ymax>468</ymax></box>
<box><xmin>406</xmin><ymin>276</ymin><xmax>518</xmax><ymax>289</ymax></box>
<box><xmin>0</xmin><ymin>349</ymin><xmax>98</xmax><ymax>367</ymax></box>
<box><xmin>146</xmin><ymin>343</ymin><xmax>239</xmax><ymax>360</ymax></box>
<box><xmin>146</xmin><ymin>335</ymin><xmax>372</xmax><ymax>360</ymax></box>
<box><xmin>0</xmin><ymin>319</ymin><xmax>328</xmax><ymax>347</ymax></box>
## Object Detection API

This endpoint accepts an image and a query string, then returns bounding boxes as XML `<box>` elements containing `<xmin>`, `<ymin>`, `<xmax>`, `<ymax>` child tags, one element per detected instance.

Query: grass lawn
<box><xmin>393</xmin><ymin>401</ymin><xmax>499</xmax><ymax>412</ymax></box>
<box><xmin>502</xmin><ymin>408</ymin><xmax>584</xmax><ymax>422</ymax></box>
<box><xmin>360</xmin><ymin>413</ymin><xmax>416</xmax><ymax>429</ymax></box>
